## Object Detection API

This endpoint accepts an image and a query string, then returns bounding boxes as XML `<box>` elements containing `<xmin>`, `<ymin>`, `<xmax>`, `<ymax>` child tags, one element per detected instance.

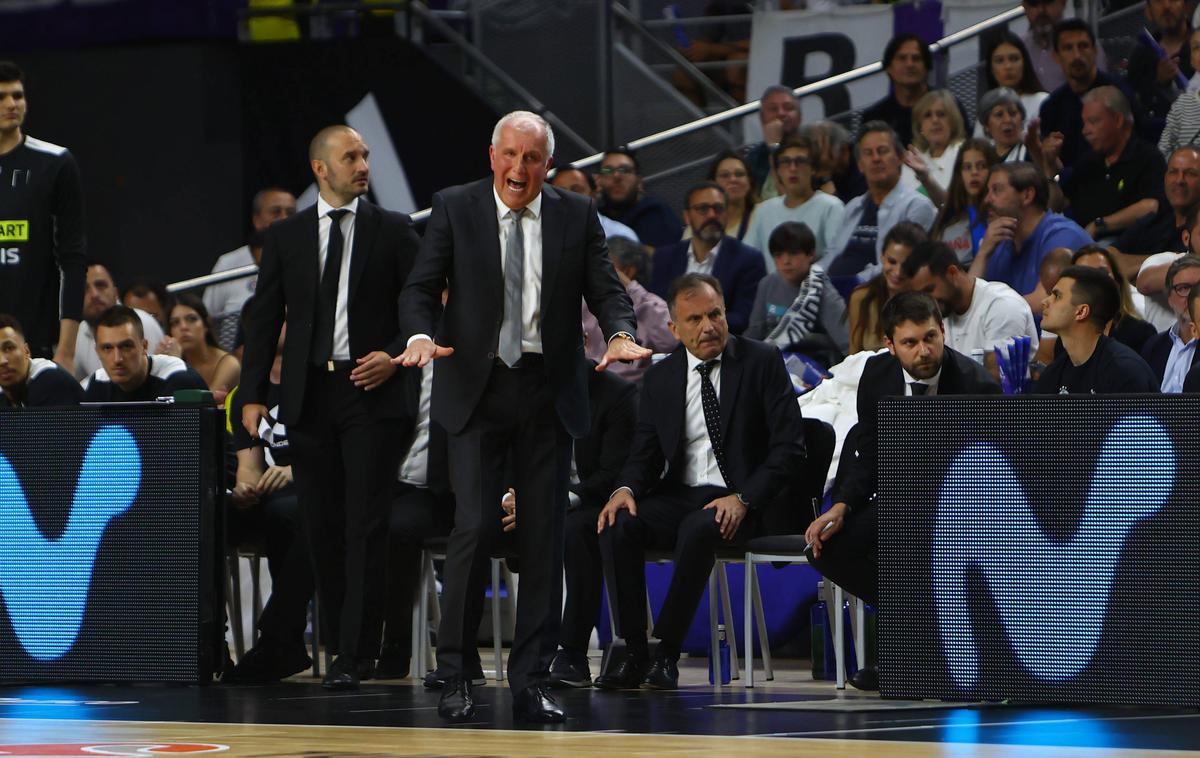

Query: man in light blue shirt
<box><xmin>1141</xmin><ymin>255</ymin><xmax>1200</xmax><ymax>391</ymax></box>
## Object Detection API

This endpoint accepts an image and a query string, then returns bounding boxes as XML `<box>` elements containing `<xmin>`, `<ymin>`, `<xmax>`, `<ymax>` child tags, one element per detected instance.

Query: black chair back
<box><xmin>758</xmin><ymin>417</ymin><xmax>836</xmax><ymax>537</ymax></box>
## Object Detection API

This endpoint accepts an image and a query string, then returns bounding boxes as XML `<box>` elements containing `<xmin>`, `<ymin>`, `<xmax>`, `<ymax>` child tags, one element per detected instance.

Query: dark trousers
<box><xmin>288</xmin><ymin>366</ymin><xmax>402</xmax><ymax>660</ymax></box>
<box><xmin>439</xmin><ymin>360</ymin><xmax>572</xmax><ymax>692</ymax></box>
<box><xmin>560</xmin><ymin>506</ymin><xmax>603</xmax><ymax>654</ymax></box>
<box><xmin>599</xmin><ymin>484</ymin><xmax>753</xmax><ymax>657</ymax></box>
<box><xmin>807</xmin><ymin>506</ymin><xmax>878</xmax><ymax>605</ymax></box>
<box><xmin>382</xmin><ymin>481</ymin><xmax>453</xmax><ymax>660</ymax></box>
<box><xmin>226</xmin><ymin>486</ymin><xmax>314</xmax><ymax>648</ymax></box>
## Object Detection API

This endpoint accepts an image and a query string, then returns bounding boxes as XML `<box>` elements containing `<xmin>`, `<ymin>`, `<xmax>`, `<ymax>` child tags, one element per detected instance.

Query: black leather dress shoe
<box><xmin>640</xmin><ymin>657</ymin><xmax>679</xmax><ymax>690</ymax></box>
<box><xmin>547</xmin><ymin>651</ymin><xmax>592</xmax><ymax>689</ymax></box>
<box><xmin>322</xmin><ymin>655</ymin><xmax>361</xmax><ymax>690</ymax></box>
<box><xmin>423</xmin><ymin>666</ymin><xmax>488</xmax><ymax>689</ymax></box>
<box><xmin>223</xmin><ymin>643</ymin><xmax>311</xmax><ymax>684</ymax></box>
<box><xmin>438</xmin><ymin>676</ymin><xmax>475</xmax><ymax>721</ymax></box>
<box><xmin>512</xmin><ymin>683</ymin><xmax>565</xmax><ymax>723</ymax></box>
<box><xmin>593</xmin><ymin>655</ymin><xmax>648</xmax><ymax>690</ymax></box>
<box><xmin>850</xmin><ymin>665</ymin><xmax>879</xmax><ymax>691</ymax></box>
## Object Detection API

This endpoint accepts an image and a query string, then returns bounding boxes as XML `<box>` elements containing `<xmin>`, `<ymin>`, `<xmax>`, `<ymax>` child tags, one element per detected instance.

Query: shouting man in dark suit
<box><xmin>595</xmin><ymin>272</ymin><xmax>806</xmax><ymax>691</ymax></box>
<box><xmin>395</xmin><ymin>111</ymin><xmax>648</xmax><ymax>723</ymax></box>
<box><xmin>240</xmin><ymin>125</ymin><xmax>421</xmax><ymax>691</ymax></box>
<box><xmin>804</xmin><ymin>290</ymin><xmax>999</xmax><ymax>688</ymax></box>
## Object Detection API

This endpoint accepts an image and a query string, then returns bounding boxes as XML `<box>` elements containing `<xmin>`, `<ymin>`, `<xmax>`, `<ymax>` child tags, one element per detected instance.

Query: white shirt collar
<box><xmin>687</xmin><ymin>238</ymin><xmax>722</xmax><ymax>264</ymax></box>
<box><xmin>493</xmin><ymin>185</ymin><xmax>543</xmax><ymax>221</ymax></box>
<box><xmin>902</xmin><ymin>366</ymin><xmax>942</xmax><ymax>392</ymax></box>
<box><xmin>316</xmin><ymin>194</ymin><xmax>360</xmax><ymax>217</ymax></box>
<box><xmin>685</xmin><ymin>348</ymin><xmax>721</xmax><ymax>373</ymax></box>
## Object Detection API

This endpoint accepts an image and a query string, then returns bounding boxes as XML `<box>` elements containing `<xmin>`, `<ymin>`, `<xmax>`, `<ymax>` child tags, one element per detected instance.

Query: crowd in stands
<box><xmin>4</xmin><ymin>0</ymin><xmax>1200</xmax><ymax>706</ymax></box>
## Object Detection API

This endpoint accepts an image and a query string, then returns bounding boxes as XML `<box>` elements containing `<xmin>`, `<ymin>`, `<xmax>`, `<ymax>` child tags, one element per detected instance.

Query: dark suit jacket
<box><xmin>241</xmin><ymin>199</ymin><xmax>421</xmax><ymax>425</ymax></box>
<box><xmin>572</xmin><ymin>365</ymin><xmax>638</xmax><ymax>511</ymax></box>
<box><xmin>648</xmin><ymin>236</ymin><xmax>767</xmax><ymax>335</ymax></box>
<box><xmin>832</xmin><ymin>347</ymin><xmax>1000</xmax><ymax>512</ymax></box>
<box><xmin>1140</xmin><ymin>327</ymin><xmax>1200</xmax><ymax>387</ymax></box>
<box><xmin>399</xmin><ymin>178</ymin><xmax>636</xmax><ymax>438</ymax></box>
<box><xmin>618</xmin><ymin>335</ymin><xmax>805</xmax><ymax>509</ymax></box>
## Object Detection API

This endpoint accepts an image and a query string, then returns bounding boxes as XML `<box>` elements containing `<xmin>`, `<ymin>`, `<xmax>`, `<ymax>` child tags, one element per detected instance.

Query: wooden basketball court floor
<box><xmin>0</xmin><ymin>656</ymin><xmax>1197</xmax><ymax>757</ymax></box>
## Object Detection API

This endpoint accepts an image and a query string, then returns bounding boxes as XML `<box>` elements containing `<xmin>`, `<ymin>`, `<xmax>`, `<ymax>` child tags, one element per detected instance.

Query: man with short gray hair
<box><xmin>1056</xmin><ymin>86</ymin><xmax>1166</xmax><ymax>243</ymax></box>
<box><xmin>396</xmin><ymin>110</ymin><xmax>646</xmax><ymax>723</ymax></box>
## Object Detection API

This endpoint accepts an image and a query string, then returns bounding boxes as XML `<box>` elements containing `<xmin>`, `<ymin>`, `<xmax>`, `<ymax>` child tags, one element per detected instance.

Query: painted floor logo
<box><xmin>0</xmin><ymin>425</ymin><xmax>141</xmax><ymax>661</ymax></box>
<box><xmin>0</xmin><ymin>744</ymin><xmax>227</xmax><ymax>756</ymax></box>
<box><xmin>932</xmin><ymin>415</ymin><xmax>1174</xmax><ymax>688</ymax></box>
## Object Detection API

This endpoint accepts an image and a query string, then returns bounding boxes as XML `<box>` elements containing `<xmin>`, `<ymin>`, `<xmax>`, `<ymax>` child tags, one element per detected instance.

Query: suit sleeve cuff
<box><xmin>608</xmin><ymin>331</ymin><xmax>635</xmax><ymax>343</ymax></box>
<box><xmin>610</xmin><ymin>485</ymin><xmax>634</xmax><ymax>500</ymax></box>
<box><xmin>407</xmin><ymin>333</ymin><xmax>432</xmax><ymax>347</ymax></box>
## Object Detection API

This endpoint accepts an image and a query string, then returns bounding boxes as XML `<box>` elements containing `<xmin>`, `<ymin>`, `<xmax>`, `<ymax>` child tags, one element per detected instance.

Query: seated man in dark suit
<box><xmin>1182</xmin><ymin>284</ymin><xmax>1200</xmax><ymax>392</ymax></box>
<box><xmin>649</xmin><ymin>182</ymin><xmax>767</xmax><ymax>334</ymax></box>
<box><xmin>596</xmin><ymin>273</ymin><xmax>805</xmax><ymax>690</ymax></box>
<box><xmin>1140</xmin><ymin>255</ymin><xmax>1200</xmax><ymax>392</ymax></box>
<box><xmin>0</xmin><ymin>313</ymin><xmax>83</xmax><ymax>407</ymax></box>
<box><xmin>804</xmin><ymin>291</ymin><xmax>1000</xmax><ymax>688</ymax></box>
<box><xmin>82</xmin><ymin>305</ymin><xmax>206</xmax><ymax>401</ymax></box>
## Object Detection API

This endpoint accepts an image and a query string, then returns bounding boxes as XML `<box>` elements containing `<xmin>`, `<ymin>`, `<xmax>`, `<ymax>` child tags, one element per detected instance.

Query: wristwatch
<box><xmin>735</xmin><ymin>492</ymin><xmax>750</xmax><ymax>509</ymax></box>
<box><xmin>1093</xmin><ymin>217</ymin><xmax>1109</xmax><ymax>235</ymax></box>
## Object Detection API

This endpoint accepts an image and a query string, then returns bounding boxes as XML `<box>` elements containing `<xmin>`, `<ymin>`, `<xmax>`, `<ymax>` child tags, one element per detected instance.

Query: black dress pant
<box><xmin>559</xmin><ymin>506</ymin><xmax>603</xmax><ymax>654</ymax></box>
<box><xmin>807</xmin><ymin>505</ymin><xmax>878</xmax><ymax>605</ymax></box>
<box><xmin>382</xmin><ymin>481</ymin><xmax>453</xmax><ymax>659</ymax></box>
<box><xmin>226</xmin><ymin>485</ymin><xmax>314</xmax><ymax>649</ymax></box>
<box><xmin>599</xmin><ymin>483</ymin><xmax>753</xmax><ymax>657</ymax></box>
<box><xmin>288</xmin><ymin>366</ymin><xmax>402</xmax><ymax>660</ymax></box>
<box><xmin>439</xmin><ymin>359</ymin><xmax>572</xmax><ymax>693</ymax></box>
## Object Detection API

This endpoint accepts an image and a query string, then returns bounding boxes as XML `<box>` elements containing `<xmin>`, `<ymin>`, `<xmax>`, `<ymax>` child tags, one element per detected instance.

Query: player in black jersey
<box><xmin>0</xmin><ymin>313</ymin><xmax>82</xmax><ymax>407</ymax></box>
<box><xmin>0</xmin><ymin>61</ymin><xmax>86</xmax><ymax>368</ymax></box>
<box><xmin>81</xmin><ymin>306</ymin><xmax>205</xmax><ymax>403</ymax></box>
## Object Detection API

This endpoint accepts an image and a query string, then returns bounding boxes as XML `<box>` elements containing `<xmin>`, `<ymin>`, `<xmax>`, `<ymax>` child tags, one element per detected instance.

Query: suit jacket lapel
<box><xmin>300</xmin><ymin>207</ymin><xmax>321</xmax><ymax>302</ymax></box>
<box><xmin>471</xmin><ymin>181</ymin><xmax>504</xmax><ymax>316</ymax></box>
<box><xmin>712</xmin><ymin>237</ymin><xmax>733</xmax><ymax>280</ymax></box>
<box><xmin>718</xmin><ymin>337</ymin><xmax>742</xmax><ymax>440</ymax></box>
<box><xmin>662</xmin><ymin>350</ymin><xmax>687</xmax><ymax>467</ymax></box>
<box><xmin>540</xmin><ymin>186</ymin><xmax>564</xmax><ymax>308</ymax></box>
<box><xmin>347</xmin><ymin>200</ymin><xmax>375</xmax><ymax>304</ymax></box>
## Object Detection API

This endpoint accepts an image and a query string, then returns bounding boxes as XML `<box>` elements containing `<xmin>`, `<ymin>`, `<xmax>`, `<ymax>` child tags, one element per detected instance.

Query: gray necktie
<box><xmin>499</xmin><ymin>207</ymin><xmax>526</xmax><ymax>367</ymax></box>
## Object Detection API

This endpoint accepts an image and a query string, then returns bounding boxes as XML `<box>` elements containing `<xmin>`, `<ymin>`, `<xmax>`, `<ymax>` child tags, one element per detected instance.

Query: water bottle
<box><xmin>709</xmin><ymin>624</ymin><xmax>732</xmax><ymax>684</ymax></box>
<box><xmin>810</xmin><ymin>597</ymin><xmax>835</xmax><ymax>680</ymax></box>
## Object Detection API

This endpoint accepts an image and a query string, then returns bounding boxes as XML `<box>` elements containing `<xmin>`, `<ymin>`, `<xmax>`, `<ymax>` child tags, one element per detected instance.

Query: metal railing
<box><xmin>172</xmin><ymin>2</ymin><xmax>1078</xmax><ymax>293</ymax></box>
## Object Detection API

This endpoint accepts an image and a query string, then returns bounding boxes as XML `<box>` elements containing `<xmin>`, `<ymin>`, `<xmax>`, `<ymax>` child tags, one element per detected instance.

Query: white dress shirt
<box><xmin>316</xmin><ymin>194</ymin><xmax>358</xmax><ymax>361</ymax></box>
<box><xmin>1161</xmin><ymin>323</ymin><xmax>1196</xmax><ymax>393</ymax></box>
<box><xmin>398</xmin><ymin>362</ymin><xmax>434</xmax><ymax>487</ymax></box>
<box><xmin>682</xmin><ymin>349</ymin><xmax>728</xmax><ymax>488</ymax></box>
<box><xmin>685</xmin><ymin>239</ymin><xmax>721</xmax><ymax>276</ymax></box>
<box><xmin>494</xmin><ymin>187</ymin><xmax>544</xmax><ymax>354</ymax></box>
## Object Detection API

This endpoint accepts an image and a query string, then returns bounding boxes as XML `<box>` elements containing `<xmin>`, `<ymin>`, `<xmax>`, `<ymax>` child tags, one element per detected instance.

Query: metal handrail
<box><xmin>611</xmin><ymin>2</ymin><xmax>738</xmax><ymax>111</ymax></box>
<box><xmin>174</xmin><ymin>4</ymin><xmax>1026</xmax><ymax>292</ymax></box>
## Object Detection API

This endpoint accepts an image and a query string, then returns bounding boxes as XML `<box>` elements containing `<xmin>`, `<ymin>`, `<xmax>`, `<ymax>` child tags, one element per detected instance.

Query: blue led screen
<box><xmin>0</xmin><ymin>406</ymin><xmax>219</xmax><ymax>683</ymax></box>
<box><xmin>877</xmin><ymin>396</ymin><xmax>1200</xmax><ymax>707</ymax></box>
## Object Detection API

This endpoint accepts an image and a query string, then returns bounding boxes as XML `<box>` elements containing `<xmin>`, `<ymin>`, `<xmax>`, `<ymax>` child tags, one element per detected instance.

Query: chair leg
<box><xmin>227</xmin><ymin>554</ymin><xmax>244</xmax><ymax>661</ymax></box>
<box><xmin>854</xmin><ymin>596</ymin><xmax>866</xmax><ymax>670</ymax></box>
<box><xmin>491</xmin><ymin>557</ymin><xmax>504</xmax><ymax>682</ymax></box>
<box><xmin>644</xmin><ymin>588</ymin><xmax>654</xmax><ymax>637</ymax></box>
<box><xmin>833</xmin><ymin>583</ymin><xmax>845</xmax><ymax>690</ymax></box>
<box><xmin>707</xmin><ymin>570</ymin><xmax>719</xmax><ymax>684</ymax></box>
<box><xmin>249</xmin><ymin>554</ymin><xmax>263</xmax><ymax>646</ymax></box>
<box><xmin>717</xmin><ymin>563</ymin><xmax>739</xmax><ymax>680</ymax></box>
<box><xmin>743</xmin><ymin>556</ymin><xmax>754</xmax><ymax>688</ymax></box>
<box><xmin>311</xmin><ymin>593</ymin><xmax>322</xmax><ymax>679</ymax></box>
<box><xmin>753</xmin><ymin>572</ymin><xmax>773</xmax><ymax>681</ymax></box>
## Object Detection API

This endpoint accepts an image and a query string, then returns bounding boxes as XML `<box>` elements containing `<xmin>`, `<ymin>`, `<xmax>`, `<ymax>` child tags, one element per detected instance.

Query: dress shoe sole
<box><xmin>437</xmin><ymin>705</ymin><xmax>476</xmax><ymax>722</ymax></box>
<box><xmin>547</xmin><ymin>676</ymin><xmax>592</xmax><ymax>689</ymax></box>
<box><xmin>593</xmin><ymin>679</ymin><xmax>641</xmax><ymax>691</ymax></box>
<box><xmin>321</xmin><ymin>679</ymin><xmax>359</xmax><ymax>691</ymax></box>
<box><xmin>639</xmin><ymin>680</ymin><xmax>677</xmax><ymax>691</ymax></box>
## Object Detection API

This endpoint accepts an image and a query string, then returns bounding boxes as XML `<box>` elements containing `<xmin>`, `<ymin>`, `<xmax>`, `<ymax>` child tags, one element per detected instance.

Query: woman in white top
<box><xmin>978</xmin><ymin>87</ymin><xmax>1030</xmax><ymax>163</ymax></box>
<box><xmin>901</xmin><ymin>89</ymin><xmax>966</xmax><ymax>206</ymax></box>
<box><xmin>979</xmin><ymin>32</ymin><xmax>1048</xmax><ymax>137</ymax></box>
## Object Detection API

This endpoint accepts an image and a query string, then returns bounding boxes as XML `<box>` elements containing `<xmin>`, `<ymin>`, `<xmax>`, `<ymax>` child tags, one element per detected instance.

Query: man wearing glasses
<box><xmin>742</xmin><ymin>135</ymin><xmax>846</xmax><ymax>270</ymax></box>
<box><xmin>1140</xmin><ymin>255</ymin><xmax>1200</xmax><ymax>391</ymax></box>
<box><xmin>649</xmin><ymin>182</ymin><xmax>766</xmax><ymax>334</ymax></box>
<box><xmin>595</xmin><ymin>148</ymin><xmax>683</xmax><ymax>250</ymax></box>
